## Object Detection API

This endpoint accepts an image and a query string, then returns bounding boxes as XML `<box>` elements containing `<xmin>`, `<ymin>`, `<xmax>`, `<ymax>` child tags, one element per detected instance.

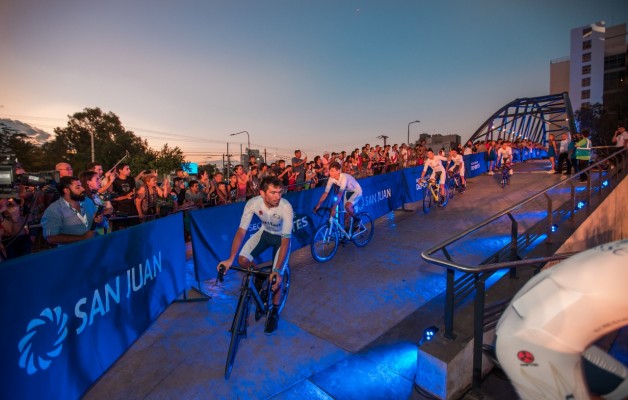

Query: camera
<box><xmin>0</xmin><ymin>154</ymin><xmax>60</xmax><ymax>198</ymax></box>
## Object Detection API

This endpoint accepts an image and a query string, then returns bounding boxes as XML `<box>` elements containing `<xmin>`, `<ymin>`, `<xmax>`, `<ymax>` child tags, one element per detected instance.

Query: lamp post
<box><xmin>230</xmin><ymin>130</ymin><xmax>250</xmax><ymax>157</ymax></box>
<box><xmin>90</xmin><ymin>131</ymin><xmax>95</xmax><ymax>162</ymax></box>
<box><xmin>407</xmin><ymin>120</ymin><xmax>420</xmax><ymax>145</ymax></box>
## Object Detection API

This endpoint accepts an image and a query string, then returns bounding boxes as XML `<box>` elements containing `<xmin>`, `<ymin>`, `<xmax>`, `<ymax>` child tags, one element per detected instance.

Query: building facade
<box><xmin>550</xmin><ymin>21</ymin><xmax>627</xmax><ymax>113</ymax></box>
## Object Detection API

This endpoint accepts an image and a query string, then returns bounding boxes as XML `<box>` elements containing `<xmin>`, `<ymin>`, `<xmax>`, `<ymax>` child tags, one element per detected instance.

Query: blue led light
<box><xmin>577</xmin><ymin>201</ymin><xmax>585</xmax><ymax>209</ymax></box>
<box><xmin>602</xmin><ymin>180</ymin><xmax>609</xmax><ymax>187</ymax></box>
<box><xmin>419</xmin><ymin>326</ymin><xmax>439</xmax><ymax>346</ymax></box>
<box><xmin>551</xmin><ymin>224</ymin><xmax>558</xmax><ymax>233</ymax></box>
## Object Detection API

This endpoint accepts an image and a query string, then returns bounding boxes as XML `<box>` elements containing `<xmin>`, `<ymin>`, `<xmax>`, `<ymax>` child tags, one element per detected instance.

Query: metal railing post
<box><xmin>472</xmin><ymin>276</ymin><xmax>486</xmax><ymax>394</ymax></box>
<box><xmin>444</xmin><ymin>268</ymin><xmax>456</xmax><ymax>339</ymax></box>
<box><xmin>545</xmin><ymin>193</ymin><xmax>553</xmax><ymax>243</ymax></box>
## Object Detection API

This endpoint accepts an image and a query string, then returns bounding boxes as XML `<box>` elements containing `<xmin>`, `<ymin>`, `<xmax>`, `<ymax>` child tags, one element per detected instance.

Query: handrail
<box><xmin>421</xmin><ymin>146</ymin><xmax>627</xmax><ymax>272</ymax></box>
<box><xmin>417</xmin><ymin>146</ymin><xmax>627</xmax><ymax>396</ymax></box>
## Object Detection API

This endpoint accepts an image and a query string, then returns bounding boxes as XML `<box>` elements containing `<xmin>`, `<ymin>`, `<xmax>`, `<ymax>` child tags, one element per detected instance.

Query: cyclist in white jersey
<box><xmin>314</xmin><ymin>161</ymin><xmax>362</xmax><ymax>228</ymax></box>
<box><xmin>218</xmin><ymin>176</ymin><xmax>292</xmax><ymax>335</ymax></box>
<box><xmin>497</xmin><ymin>142</ymin><xmax>514</xmax><ymax>175</ymax></box>
<box><xmin>447</xmin><ymin>148</ymin><xmax>466</xmax><ymax>187</ymax></box>
<box><xmin>420</xmin><ymin>148</ymin><xmax>448</xmax><ymax>199</ymax></box>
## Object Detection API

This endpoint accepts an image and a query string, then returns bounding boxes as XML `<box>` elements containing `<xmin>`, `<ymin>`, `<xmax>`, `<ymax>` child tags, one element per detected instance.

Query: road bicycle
<box><xmin>420</xmin><ymin>175</ymin><xmax>449</xmax><ymax>214</ymax></box>
<box><xmin>500</xmin><ymin>161</ymin><xmax>512</xmax><ymax>189</ymax></box>
<box><xmin>310</xmin><ymin>206</ymin><xmax>374</xmax><ymax>263</ymax></box>
<box><xmin>447</xmin><ymin>169</ymin><xmax>466</xmax><ymax>197</ymax></box>
<box><xmin>217</xmin><ymin>263</ymin><xmax>291</xmax><ymax>379</ymax></box>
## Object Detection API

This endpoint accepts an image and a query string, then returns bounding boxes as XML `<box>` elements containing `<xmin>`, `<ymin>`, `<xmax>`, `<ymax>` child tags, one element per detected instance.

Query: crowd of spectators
<box><xmin>4</xmin><ymin>129</ymin><xmax>624</xmax><ymax>262</ymax></box>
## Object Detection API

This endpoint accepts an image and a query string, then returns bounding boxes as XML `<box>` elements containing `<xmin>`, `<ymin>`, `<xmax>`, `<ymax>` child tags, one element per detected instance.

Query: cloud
<box><xmin>0</xmin><ymin>119</ymin><xmax>52</xmax><ymax>145</ymax></box>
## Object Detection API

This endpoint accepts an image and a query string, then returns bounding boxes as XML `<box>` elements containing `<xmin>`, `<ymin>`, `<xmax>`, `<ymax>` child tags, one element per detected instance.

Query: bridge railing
<box><xmin>420</xmin><ymin>146</ymin><xmax>627</xmax><ymax>393</ymax></box>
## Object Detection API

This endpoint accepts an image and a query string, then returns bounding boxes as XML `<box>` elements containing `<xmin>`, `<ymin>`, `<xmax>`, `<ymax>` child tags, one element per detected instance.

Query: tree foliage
<box><xmin>575</xmin><ymin>86</ymin><xmax>628</xmax><ymax>146</ymax></box>
<box><xmin>39</xmin><ymin>107</ymin><xmax>186</xmax><ymax>175</ymax></box>
<box><xmin>1</xmin><ymin>123</ymin><xmax>47</xmax><ymax>171</ymax></box>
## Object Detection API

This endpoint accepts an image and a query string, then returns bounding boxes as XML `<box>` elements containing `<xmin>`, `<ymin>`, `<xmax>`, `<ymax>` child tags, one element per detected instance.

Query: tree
<box><xmin>149</xmin><ymin>144</ymin><xmax>187</xmax><ymax>176</ymax></box>
<box><xmin>0</xmin><ymin>123</ymin><xmax>47</xmax><ymax>171</ymax></box>
<box><xmin>44</xmin><ymin>107</ymin><xmax>153</xmax><ymax>172</ymax></box>
<box><xmin>575</xmin><ymin>85</ymin><xmax>628</xmax><ymax>146</ymax></box>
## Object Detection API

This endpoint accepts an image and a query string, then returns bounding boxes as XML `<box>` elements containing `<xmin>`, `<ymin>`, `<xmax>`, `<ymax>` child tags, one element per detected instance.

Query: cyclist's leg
<box><xmin>270</xmin><ymin>236</ymin><xmax>289</xmax><ymax>306</ymax></box>
<box><xmin>437</xmin><ymin>171</ymin><xmax>446</xmax><ymax>197</ymax></box>
<box><xmin>238</xmin><ymin>229</ymin><xmax>264</xmax><ymax>268</ymax></box>
<box><xmin>345</xmin><ymin>191</ymin><xmax>361</xmax><ymax>218</ymax></box>
<box><xmin>459</xmin><ymin>165</ymin><xmax>466</xmax><ymax>186</ymax></box>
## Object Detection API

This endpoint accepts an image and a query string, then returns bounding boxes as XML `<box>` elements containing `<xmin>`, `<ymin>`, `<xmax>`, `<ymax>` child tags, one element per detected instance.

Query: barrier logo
<box><xmin>18</xmin><ymin>306</ymin><xmax>68</xmax><ymax>375</ymax></box>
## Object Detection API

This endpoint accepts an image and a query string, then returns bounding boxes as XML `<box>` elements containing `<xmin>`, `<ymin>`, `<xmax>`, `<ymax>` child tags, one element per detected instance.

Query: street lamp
<box><xmin>407</xmin><ymin>120</ymin><xmax>420</xmax><ymax>145</ymax></box>
<box><xmin>230</xmin><ymin>130</ymin><xmax>250</xmax><ymax>156</ymax></box>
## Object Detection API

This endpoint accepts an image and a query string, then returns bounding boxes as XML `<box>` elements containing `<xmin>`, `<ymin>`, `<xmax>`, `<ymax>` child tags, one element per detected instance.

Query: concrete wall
<box><xmin>556</xmin><ymin>175</ymin><xmax>628</xmax><ymax>254</ymax></box>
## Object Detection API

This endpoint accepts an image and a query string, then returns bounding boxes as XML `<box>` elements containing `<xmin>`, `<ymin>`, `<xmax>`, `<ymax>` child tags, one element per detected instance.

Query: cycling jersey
<box><xmin>239</xmin><ymin>196</ymin><xmax>293</xmax><ymax>238</ymax></box>
<box><xmin>448</xmin><ymin>154</ymin><xmax>465</xmax><ymax>176</ymax></box>
<box><xmin>498</xmin><ymin>147</ymin><xmax>512</xmax><ymax>163</ymax></box>
<box><xmin>325</xmin><ymin>172</ymin><xmax>363</xmax><ymax>205</ymax></box>
<box><xmin>424</xmin><ymin>156</ymin><xmax>447</xmax><ymax>184</ymax></box>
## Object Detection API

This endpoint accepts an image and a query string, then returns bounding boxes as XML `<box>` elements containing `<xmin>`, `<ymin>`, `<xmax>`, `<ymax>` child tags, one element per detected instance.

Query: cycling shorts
<box><xmin>430</xmin><ymin>171</ymin><xmax>446</xmax><ymax>185</ymax></box>
<box><xmin>240</xmin><ymin>230</ymin><xmax>290</xmax><ymax>272</ymax></box>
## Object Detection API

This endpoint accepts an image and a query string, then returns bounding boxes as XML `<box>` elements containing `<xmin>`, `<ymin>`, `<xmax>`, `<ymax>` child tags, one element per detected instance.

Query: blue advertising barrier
<box><xmin>465</xmin><ymin>152</ymin><xmax>488</xmax><ymax>178</ymax></box>
<box><xmin>190</xmin><ymin>171</ymin><xmax>405</xmax><ymax>282</ymax></box>
<box><xmin>0</xmin><ymin>214</ymin><xmax>186</xmax><ymax>400</ymax></box>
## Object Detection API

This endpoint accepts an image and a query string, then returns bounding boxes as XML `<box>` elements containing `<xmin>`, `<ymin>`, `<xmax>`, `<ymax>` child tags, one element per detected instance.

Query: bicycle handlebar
<box><xmin>217</xmin><ymin>264</ymin><xmax>277</xmax><ymax>283</ymax></box>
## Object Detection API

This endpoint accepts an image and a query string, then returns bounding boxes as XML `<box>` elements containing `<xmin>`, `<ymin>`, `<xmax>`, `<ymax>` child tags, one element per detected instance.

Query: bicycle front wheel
<box><xmin>352</xmin><ymin>212</ymin><xmax>374</xmax><ymax>247</ymax></box>
<box><xmin>277</xmin><ymin>265</ymin><xmax>291</xmax><ymax>315</ymax></box>
<box><xmin>423</xmin><ymin>187</ymin><xmax>433</xmax><ymax>214</ymax></box>
<box><xmin>225</xmin><ymin>291</ymin><xmax>250</xmax><ymax>380</ymax></box>
<box><xmin>311</xmin><ymin>223</ymin><xmax>339</xmax><ymax>263</ymax></box>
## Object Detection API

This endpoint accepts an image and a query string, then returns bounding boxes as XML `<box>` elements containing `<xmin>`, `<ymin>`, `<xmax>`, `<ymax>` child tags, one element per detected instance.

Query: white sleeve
<box><xmin>238</xmin><ymin>198</ymin><xmax>256</xmax><ymax>230</ymax></box>
<box><xmin>280</xmin><ymin>201</ymin><xmax>294</xmax><ymax>238</ymax></box>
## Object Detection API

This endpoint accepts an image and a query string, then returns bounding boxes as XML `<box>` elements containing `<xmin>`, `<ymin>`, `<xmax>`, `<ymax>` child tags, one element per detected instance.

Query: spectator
<box><xmin>246</xmin><ymin>165</ymin><xmax>260</xmax><ymax>199</ymax></box>
<box><xmin>291</xmin><ymin>149</ymin><xmax>307</xmax><ymax>191</ymax></box>
<box><xmin>612</xmin><ymin>125</ymin><xmax>628</xmax><ymax>147</ymax></box>
<box><xmin>185</xmin><ymin>180</ymin><xmax>205</xmax><ymax>208</ymax></box>
<box><xmin>135</xmin><ymin>174</ymin><xmax>167</xmax><ymax>220</ymax></box>
<box><xmin>55</xmin><ymin>162</ymin><xmax>73</xmax><ymax>178</ymax></box>
<box><xmin>1</xmin><ymin>198</ymin><xmax>31</xmax><ymax>259</ymax></box>
<box><xmin>215</xmin><ymin>181</ymin><xmax>229</xmax><ymax>206</ymax></box>
<box><xmin>555</xmin><ymin>132</ymin><xmax>572</xmax><ymax>175</ymax></box>
<box><xmin>234</xmin><ymin>164</ymin><xmax>248</xmax><ymax>202</ymax></box>
<box><xmin>228</xmin><ymin>175</ymin><xmax>238</xmax><ymax>203</ymax></box>
<box><xmin>86</xmin><ymin>161</ymin><xmax>116</xmax><ymax>194</ymax></box>
<box><xmin>41</xmin><ymin>176</ymin><xmax>100</xmax><ymax>245</ymax></box>
<box><xmin>171</xmin><ymin>177</ymin><xmax>187</xmax><ymax>207</ymax></box>
<box><xmin>111</xmin><ymin>163</ymin><xmax>139</xmax><ymax>229</ymax></box>
<box><xmin>80</xmin><ymin>170</ymin><xmax>113</xmax><ymax>234</ymax></box>
<box><xmin>547</xmin><ymin>134</ymin><xmax>557</xmax><ymax>173</ymax></box>
<box><xmin>487</xmin><ymin>140</ymin><xmax>497</xmax><ymax>175</ymax></box>
<box><xmin>575</xmin><ymin>131</ymin><xmax>592</xmax><ymax>182</ymax></box>
<box><xmin>321</xmin><ymin>151</ymin><xmax>331</xmax><ymax>176</ymax></box>
<box><xmin>258</xmin><ymin>163</ymin><xmax>270</xmax><ymax>180</ymax></box>
<box><xmin>463</xmin><ymin>140</ymin><xmax>474</xmax><ymax>155</ymax></box>
<box><xmin>304</xmin><ymin>161</ymin><xmax>318</xmax><ymax>189</ymax></box>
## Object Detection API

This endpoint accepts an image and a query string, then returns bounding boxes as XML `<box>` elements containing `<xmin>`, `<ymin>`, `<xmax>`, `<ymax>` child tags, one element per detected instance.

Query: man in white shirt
<box><xmin>314</xmin><ymin>161</ymin><xmax>362</xmax><ymax>228</ymax></box>
<box><xmin>420</xmin><ymin>149</ymin><xmax>448</xmax><ymax>203</ymax></box>
<box><xmin>612</xmin><ymin>125</ymin><xmax>628</xmax><ymax>148</ymax></box>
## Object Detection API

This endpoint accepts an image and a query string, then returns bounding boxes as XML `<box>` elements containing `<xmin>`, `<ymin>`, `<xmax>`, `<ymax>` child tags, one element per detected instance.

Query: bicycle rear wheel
<box><xmin>423</xmin><ymin>187</ymin><xmax>433</xmax><ymax>214</ymax></box>
<box><xmin>352</xmin><ymin>212</ymin><xmax>374</xmax><ymax>247</ymax></box>
<box><xmin>225</xmin><ymin>291</ymin><xmax>250</xmax><ymax>380</ymax></box>
<box><xmin>311</xmin><ymin>223</ymin><xmax>339</xmax><ymax>262</ymax></box>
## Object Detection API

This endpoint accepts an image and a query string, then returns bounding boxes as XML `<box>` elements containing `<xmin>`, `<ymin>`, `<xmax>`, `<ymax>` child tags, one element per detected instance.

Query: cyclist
<box><xmin>217</xmin><ymin>176</ymin><xmax>293</xmax><ymax>335</ymax></box>
<box><xmin>419</xmin><ymin>148</ymin><xmax>448</xmax><ymax>205</ymax></box>
<box><xmin>313</xmin><ymin>161</ymin><xmax>363</xmax><ymax>230</ymax></box>
<box><xmin>497</xmin><ymin>142</ymin><xmax>514</xmax><ymax>175</ymax></box>
<box><xmin>447</xmin><ymin>148</ymin><xmax>466</xmax><ymax>190</ymax></box>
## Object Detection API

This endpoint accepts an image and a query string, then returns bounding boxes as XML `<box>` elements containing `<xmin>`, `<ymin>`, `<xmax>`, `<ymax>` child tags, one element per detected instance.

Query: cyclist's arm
<box><xmin>314</xmin><ymin>178</ymin><xmax>334</xmax><ymax>211</ymax></box>
<box><xmin>269</xmin><ymin>236</ymin><xmax>290</xmax><ymax>290</ymax></box>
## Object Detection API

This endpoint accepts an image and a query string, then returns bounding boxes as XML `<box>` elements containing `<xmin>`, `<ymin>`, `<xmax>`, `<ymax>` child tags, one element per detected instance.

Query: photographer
<box><xmin>41</xmin><ymin>176</ymin><xmax>101</xmax><ymax>245</ymax></box>
<box><xmin>1</xmin><ymin>198</ymin><xmax>32</xmax><ymax>259</ymax></box>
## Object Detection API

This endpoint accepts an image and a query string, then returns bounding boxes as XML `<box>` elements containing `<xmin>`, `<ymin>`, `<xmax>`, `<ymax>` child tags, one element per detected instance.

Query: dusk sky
<box><xmin>1</xmin><ymin>0</ymin><xmax>626</xmax><ymax>163</ymax></box>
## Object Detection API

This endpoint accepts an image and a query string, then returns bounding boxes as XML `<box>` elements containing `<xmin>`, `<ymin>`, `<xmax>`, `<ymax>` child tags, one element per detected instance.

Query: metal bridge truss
<box><xmin>468</xmin><ymin>92</ymin><xmax>577</xmax><ymax>145</ymax></box>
